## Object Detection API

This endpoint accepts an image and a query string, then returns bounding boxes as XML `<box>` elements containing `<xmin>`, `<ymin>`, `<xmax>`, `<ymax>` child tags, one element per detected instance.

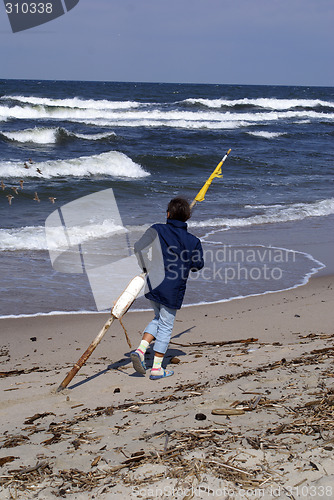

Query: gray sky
<box><xmin>1</xmin><ymin>0</ymin><xmax>333</xmax><ymax>86</ymax></box>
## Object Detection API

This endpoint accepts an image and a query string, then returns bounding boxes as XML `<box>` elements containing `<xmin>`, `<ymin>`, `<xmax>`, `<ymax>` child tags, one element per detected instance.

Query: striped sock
<box><xmin>136</xmin><ymin>339</ymin><xmax>150</xmax><ymax>360</ymax></box>
<box><xmin>151</xmin><ymin>355</ymin><xmax>163</xmax><ymax>374</ymax></box>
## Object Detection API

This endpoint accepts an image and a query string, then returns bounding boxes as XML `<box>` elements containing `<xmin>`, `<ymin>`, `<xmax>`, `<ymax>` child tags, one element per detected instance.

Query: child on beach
<box><xmin>131</xmin><ymin>198</ymin><xmax>204</xmax><ymax>380</ymax></box>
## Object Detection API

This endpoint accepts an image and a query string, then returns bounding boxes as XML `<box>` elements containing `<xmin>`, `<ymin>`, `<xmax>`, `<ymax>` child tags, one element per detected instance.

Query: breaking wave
<box><xmin>0</xmin><ymin>151</ymin><xmax>149</xmax><ymax>179</ymax></box>
<box><xmin>0</xmin><ymin>96</ymin><xmax>333</xmax><ymax>131</ymax></box>
<box><xmin>0</xmin><ymin>220</ymin><xmax>126</xmax><ymax>252</ymax></box>
<box><xmin>0</xmin><ymin>127</ymin><xmax>116</xmax><ymax>144</ymax></box>
<box><xmin>247</xmin><ymin>131</ymin><xmax>287</xmax><ymax>139</ymax></box>
<box><xmin>183</xmin><ymin>97</ymin><xmax>334</xmax><ymax>110</ymax></box>
<box><xmin>2</xmin><ymin>198</ymin><xmax>332</xmax><ymax>252</ymax></box>
<box><xmin>0</xmin><ymin>95</ymin><xmax>140</xmax><ymax>110</ymax></box>
<box><xmin>189</xmin><ymin>198</ymin><xmax>334</xmax><ymax>229</ymax></box>
<box><xmin>72</xmin><ymin>109</ymin><xmax>334</xmax><ymax>130</ymax></box>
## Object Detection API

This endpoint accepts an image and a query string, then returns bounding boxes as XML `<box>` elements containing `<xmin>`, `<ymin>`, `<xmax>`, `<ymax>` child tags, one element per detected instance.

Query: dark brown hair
<box><xmin>167</xmin><ymin>197</ymin><xmax>191</xmax><ymax>222</ymax></box>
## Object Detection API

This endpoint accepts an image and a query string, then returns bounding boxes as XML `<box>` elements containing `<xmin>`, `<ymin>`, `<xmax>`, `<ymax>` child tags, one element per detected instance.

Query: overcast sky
<box><xmin>0</xmin><ymin>0</ymin><xmax>333</xmax><ymax>86</ymax></box>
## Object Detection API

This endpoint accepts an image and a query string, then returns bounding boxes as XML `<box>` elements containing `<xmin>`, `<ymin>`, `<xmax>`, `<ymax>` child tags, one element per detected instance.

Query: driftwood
<box><xmin>0</xmin><ymin>456</ymin><xmax>17</xmax><ymax>467</ymax></box>
<box><xmin>212</xmin><ymin>408</ymin><xmax>245</xmax><ymax>416</ymax></box>
<box><xmin>0</xmin><ymin>367</ymin><xmax>44</xmax><ymax>378</ymax></box>
<box><xmin>170</xmin><ymin>337</ymin><xmax>258</xmax><ymax>348</ymax></box>
<box><xmin>24</xmin><ymin>412</ymin><xmax>55</xmax><ymax>425</ymax></box>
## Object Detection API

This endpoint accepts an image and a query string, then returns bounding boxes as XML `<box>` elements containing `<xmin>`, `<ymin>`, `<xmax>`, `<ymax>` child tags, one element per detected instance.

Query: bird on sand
<box><xmin>11</xmin><ymin>187</ymin><xmax>19</xmax><ymax>195</ymax></box>
<box><xmin>6</xmin><ymin>195</ymin><xmax>14</xmax><ymax>205</ymax></box>
<box><xmin>33</xmin><ymin>192</ymin><xmax>40</xmax><ymax>202</ymax></box>
<box><xmin>48</xmin><ymin>197</ymin><xmax>57</xmax><ymax>204</ymax></box>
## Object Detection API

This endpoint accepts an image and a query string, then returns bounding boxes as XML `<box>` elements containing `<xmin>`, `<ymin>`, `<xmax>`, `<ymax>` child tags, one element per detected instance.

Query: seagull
<box><xmin>48</xmin><ymin>197</ymin><xmax>57</xmax><ymax>204</ymax></box>
<box><xmin>11</xmin><ymin>187</ymin><xmax>19</xmax><ymax>195</ymax></box>
<box><xmin>1</xmin><ymin>180</ymin><xmax>5</xmax><ymax>191</ymax></box>
<box><xmin>19</xmin><ymin>180</ymin><xmax>24</xmax><ymax>189</ymax></box>
<box><xmin>6</xmin><ymin>195</ymin><xmax>14</xmax><ymax>205</ymax></box>
<box><xmin>33</xmin><ymin>192</ymin><xmax>40</xmax><ymax>202</ymax></box>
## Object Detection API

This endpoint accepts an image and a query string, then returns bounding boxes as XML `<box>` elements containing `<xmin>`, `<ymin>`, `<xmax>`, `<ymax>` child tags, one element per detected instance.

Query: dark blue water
<box><xmin>0</xmin><ymin>80</ymin><xmax>333</xmax><ymax>316</ymax></box>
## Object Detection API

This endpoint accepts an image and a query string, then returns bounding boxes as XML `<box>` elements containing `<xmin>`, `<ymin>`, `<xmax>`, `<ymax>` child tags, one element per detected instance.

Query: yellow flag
<box><xmin>194</xmin><ymin>161</ymin><xmax>223</xmax><ymax>202</ymax></box>
<box><xmin>193</xmin><ymin>149</ymin><xmax>231</xmax><ymax>204</ymax></box>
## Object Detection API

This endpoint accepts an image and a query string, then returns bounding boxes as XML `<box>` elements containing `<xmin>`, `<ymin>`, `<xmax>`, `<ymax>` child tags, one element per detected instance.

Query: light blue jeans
<box><xmin>144</xmin><ymin>300</ymin><xmax>177</xmax><ymax>354</ymax></box>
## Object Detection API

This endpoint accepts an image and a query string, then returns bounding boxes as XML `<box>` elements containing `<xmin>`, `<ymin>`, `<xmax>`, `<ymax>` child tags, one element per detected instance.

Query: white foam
<box><xmin>73</xmin><ymin>109</ymin><xmax>334</xmax><ymax>130</ymax></box>
<box><xmin>74</xmin><ymin>117</ymin><xmax>246</xmax><ymax>130</ymax></box>
<box><xmin>1</xmin><ymin>127</ymin><xmax>58</xmax><ymax>144</ymax></box>
<box><xmin>1</xmin><ymin>95</ymin><xmax>140</xmax><ymax>110</ymax></box>
<box><xmin>73</xmin><ymin>131</ymin><xmax>116</xmax><ymax>141</ymax></box>
<box><xmin>294</xmin><ymin>119</ymin><xmax>311</xmax><ymax>124</ymax></box>
<box><xmin>0</xmin><ymin>151</ymin><xmax>149</xmax><ymax>179</ymax></box>
<box><xmin>1</xmin><ymin>99</ymin><xmax>333</xmax><ymax>130</ymax></box>
<box><xmin>0</xmin><ymin>309</ymin><xmax>104</xmax><ymax>320</ymax></box>
<box><xmin>244</xmin><ymin>203</ymin><xmax>283</xmax><ymax>209</ymax></box>
<box><xmin>9</xmin><ymin>196</ymin><xmax>333</xmax><ymax>253</ymax></box>
<box><xmin>183</xmin><ymin>97</ymin><xmax>334</xmax><ymax>110</ymax></box>
<box><xmin>189</xmin><ymin>198</ymin><xmax>334</xmax><ymax>229</ymax></box>
<box><xmin>0</xmin><ymin>104</ymin><xmax>133</xmax><ymax>121</ymax></box>
<box><xmin>0</xmin><ymin>226</ymin><xmax>47</xmax><ymax>251</ymax></box>
<box><xmin>247</xmin><ymin>131</ymin><xmax>286</xmax><ymax>139</ymax></box>
<box><xmin>0</xmin><ymin>220</ymin><xmax>127</xmax><ymax>252</ymax></box>
<box><xmin>0</xmin><ymin>127</ymin><xmax>116</xmax><ymax>144</ymax></box>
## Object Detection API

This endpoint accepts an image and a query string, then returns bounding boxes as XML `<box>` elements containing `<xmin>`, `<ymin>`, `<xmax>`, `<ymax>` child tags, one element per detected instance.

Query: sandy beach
<box><xmin>0</xmin><ymin>275</ymin><xmax>333</xmax><ymax>499</ymax></box>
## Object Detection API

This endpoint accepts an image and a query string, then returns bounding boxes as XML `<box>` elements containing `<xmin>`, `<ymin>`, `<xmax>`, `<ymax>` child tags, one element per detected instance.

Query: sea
<box><xmin>0</xmin><ymin>80</ymin><xmax>333</xmax><ymax>318</ymax></box>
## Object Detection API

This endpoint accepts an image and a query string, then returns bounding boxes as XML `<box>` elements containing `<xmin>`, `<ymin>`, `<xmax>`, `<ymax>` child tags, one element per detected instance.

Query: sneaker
<box><xmin>130</xmin><ymin>351</ymin><xmax>146</xmax><ymax>375</ymax></box>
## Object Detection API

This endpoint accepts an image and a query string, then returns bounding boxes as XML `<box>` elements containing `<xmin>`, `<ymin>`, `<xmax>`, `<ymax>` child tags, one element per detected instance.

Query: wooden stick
<box><xmin>205</xmin><ymin>458</ymin><xmax>253</xmax><ymax>476</ymax></box>
<box><xmin>56</xmin><ymin>315</ymin><xmax>115</xmax><ymax>392</ymax></box>
<box><xmin>118</xmin><ymin>317</ymin><xmax>132</xmax><ymax>349</ymax></box>
<box><xmin>170</xmin><ymin>337</ymin><xmax>258</xmax><ymax>348</ymax></box>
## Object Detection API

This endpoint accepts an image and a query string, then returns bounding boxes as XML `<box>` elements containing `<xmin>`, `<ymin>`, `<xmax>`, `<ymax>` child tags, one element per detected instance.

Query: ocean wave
<box><xmin>66</xmin><ymin>109</ymin><xmax>334</xmax><ymax>129</ymax></box>
<box><xmin>3</xmin><ymin>95</ymin><xmax>334</xmax><ymax>114</ymax></box>
<box><xmin>1</xmin><ymin>101</ymin><xmax>333</xmax><ymax>129</ymax></box>
<box><xmin>74</xmin><ymin>117</ymin><xmax>246</xmax><ymax>130</ymax></box>
<box><xmin>247</xmin><ymin>131</ymin><xmax>286</xmax><ymax>139</ymax></box>
<box><xmin>0</xmin><ymin>220</ymin><xmax>127</xmax><ymax>252</ymax></box>
<box><xmin>183</xmin><ymin>97</ymin><xmax>334</xmax><ymax>110</ymax></box>
<box><xmin>189</xmin><ymin>198</ymin><xmax>334</xmax><ymax>229</ymax></box>
<box><xmin>74</xmin><ymin>109</ymin><xmax>334</xmax><ymax>131</ymax></box>
<box><xmin>0</xmin><ymin>126</ymin><xmax>116</xmax><ymax>144</ymax></box>
<box><xmin>73</xmin><ymin>131</ymin><xmax>116</xmax><ymax>141</ymax></box>
<box><xmin>0</xmin><ymin>225</ymin><xmax>49</xmax><ymax>251</ymax></box>
<box><xmin>0</xmin><ymin>95</ymin><xmax>140</xmax><ymax>110</ymax></box>
<box><xmin>0</xmin><ymin>104</ymin><xmax>135</xmax><ymax>121</ymax></box>
<box><xmin>0</xmin><ymin>151</ymin><xmax>149</xmax><ymax>179</ymax></box>
<box><xmin>1</xmin><ymin>127</ymin><xmax>57</xmax><ymax>144</ymax></box>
